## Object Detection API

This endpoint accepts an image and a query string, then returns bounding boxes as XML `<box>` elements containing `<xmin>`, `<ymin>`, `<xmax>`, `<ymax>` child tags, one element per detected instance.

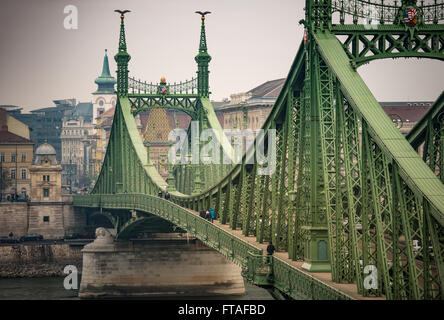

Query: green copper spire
<box><xmin>101</xmin><ymin>49</ymin><xmax>112</xmax><ymax>77</ymax></box>
<box><xmin>114</xmin><ymin>10</ymin><xmax>131</xmax><ymax>97</ymax></box>
<box><xmin>195</xmin><ymin>11</ymin><xmax>212</xmax><ymax>98</ymax></box>
<box><xmin>93</xmin><ymin>49</ymin><xmax>116</xmax><ymax>94</ymax></box>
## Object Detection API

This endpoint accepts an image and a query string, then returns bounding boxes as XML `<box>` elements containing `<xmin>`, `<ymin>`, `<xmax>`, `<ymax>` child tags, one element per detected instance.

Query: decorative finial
<box><xmin>114</xmin><ymin>9</ymin><xmax>131</xmax><ymax>18</ymax></box>
<box><xmin>160</xmin><ymin>77</ymin><xmax>166</xmax><ymax>83</ymax></box>
<box><xmin>114</xmin><ymin>9</ymin><xmax>131</xmax><ymax>96</ymax></box>
<box><xmin>195</xmin><ymin>11</ymin><xmax>211</xmax><ymax>19</ymax></box>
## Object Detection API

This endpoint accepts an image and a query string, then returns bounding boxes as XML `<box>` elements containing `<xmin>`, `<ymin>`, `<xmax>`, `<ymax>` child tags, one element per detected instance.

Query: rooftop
<box><xmin>0</xmin><ymin>130</ymin><xmax>34</xmax><ymax>144</ymax></box>
<box><xmin>247</xmin><ymin>78</ymin><xmax>285</xmax><ymax>99</ymax></box>
<box><xmin>70</xmin><ymin>102</ymin><xmax>93</xmax><ymax>122</ymax></box>
<box><xmin>93</xmin><ymin>49</ymin><xmax>116</xmax><ymax>94</ymax></box>
<box><xmin>35</xmin><ymin>142</ymin><xmax>57</xmax><ymax>155</ymax></box>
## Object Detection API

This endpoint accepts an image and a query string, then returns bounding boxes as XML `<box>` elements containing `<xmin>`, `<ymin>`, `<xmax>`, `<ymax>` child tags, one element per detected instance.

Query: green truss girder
<box><xmin>129</xmin><ymin>94</ymin><xmax>200</xmax><ymax>119</ymax></box>
<box><xmin>332</xmin><ymin>25</ymin><xmax>444</xmax><ymax>67</ymax></box>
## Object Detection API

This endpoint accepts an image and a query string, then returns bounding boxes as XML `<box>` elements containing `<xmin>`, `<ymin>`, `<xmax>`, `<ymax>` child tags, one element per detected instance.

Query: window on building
<box><xmin>11</xmin><ymin>153</ymin><xmax>16</xmax><ymax>163</ymax></box>
<box><xmin>47</xmin><ymin>175</ymin><xmax>50</xmax><ymax>182</ymax></box>
<box><xmin>99</xmin><ymin>100</ymin><xmax>104</xmax><ymax>106</ymax></box>
<box><xmin>11</xmin><ymin>169</ymin><xmax>16</xmax><ymax>179</ymax></box>
<box><xmin>21</xmin><ymin>153</ymin><xmax>26</xmax><ymax>162</ymax></box>
<box><xmin>0</xmin><ymin>153</ymin><xmax>4</xmax><ymax>162</ymax></box>
<box><xmin>43</xmin><ymin>216</ymin><xmax>50</xmax><ymax>222</ymax></box>
<box><xmin>21</xmin><ymin>169</ymin><xmax>27</xmax><ymax>180</ymax></box>
<box><xmin>43</xmin><ymin>188</ymin><xmax>50</xmax><ymax>197</ymax></box>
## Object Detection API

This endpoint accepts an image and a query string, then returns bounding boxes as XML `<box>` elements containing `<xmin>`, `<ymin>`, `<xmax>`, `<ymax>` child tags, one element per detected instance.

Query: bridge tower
<box><xmin>195</xmin><ymin>12</ymin><xmax>212</xmax><ymax>98</ymax></box>
<box><xmin>115</xmin><ymin>12</ymin><xmax>131</xmax><ymax>97</ymax></box>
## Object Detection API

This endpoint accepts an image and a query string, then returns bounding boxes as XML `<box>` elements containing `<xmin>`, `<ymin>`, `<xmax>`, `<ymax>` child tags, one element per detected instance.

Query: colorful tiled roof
<box><xmin>144</xmin><ymin>109</ymin><xmax>172</xmax><ymax>142</ymax></box>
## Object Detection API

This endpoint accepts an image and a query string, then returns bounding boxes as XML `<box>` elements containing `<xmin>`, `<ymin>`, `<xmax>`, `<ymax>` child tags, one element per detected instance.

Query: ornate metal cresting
<box><xmin>332</xmin><ymin>0</ymin><xmax>444</xmax><ymax>24</ymax></box>
<box><xmin>75</xmin><ymin>2</ymin><xmax>444</xmax><ymax>300</ymax></box>
<box><xmin>331</xmin><ymin>0</ymin><xmax>444</xmax><ymax>67</ymax></box>
<box><xmin>128</xmin><ymin>77</ymin><xmax>198</xmax><ymax>95</ymax></box>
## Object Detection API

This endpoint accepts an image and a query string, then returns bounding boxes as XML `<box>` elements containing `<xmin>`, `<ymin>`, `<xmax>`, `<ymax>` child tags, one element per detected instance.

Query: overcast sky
<box><xmin>0</xmin><ymin>0</ymin><xmax>443</xmax><ymax>112</ymax></box>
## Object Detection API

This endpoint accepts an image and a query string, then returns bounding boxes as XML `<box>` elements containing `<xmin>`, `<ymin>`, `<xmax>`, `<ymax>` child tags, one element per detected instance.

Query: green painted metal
<box><xmin>73</xmin><ymin>193</ymin><xmax>352</xmax><ymax>300</ymax></box>
<box><xmin>75</xmin><ymin>1</ymin><xmax>444</xmax><ymax>300</ymax></box>
<box><xmin>195</xmin><ymin>14</ymin><xmax>211</xmax><ymax>98</ymax></box>
<box><xmin>115</xmin><ymin>12</ymin><xmax>131</xmax><ymax>97</ymax></box>
<box><xmin>332</xmin><ymin>25</ymin><xmax>444</xmax><ymax>67</ymax></box>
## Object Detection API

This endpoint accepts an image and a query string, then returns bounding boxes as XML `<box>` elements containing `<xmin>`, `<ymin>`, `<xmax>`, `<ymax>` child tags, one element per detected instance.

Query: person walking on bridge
<box><xmin>209</xmin><ymin>208</ymin><xmax>215</xmax><ymax>223</ymax></box>
<box><xmin>266</xmin><ymin>241</ymin><xmax>275</xmax><ymax>264</ymax></box>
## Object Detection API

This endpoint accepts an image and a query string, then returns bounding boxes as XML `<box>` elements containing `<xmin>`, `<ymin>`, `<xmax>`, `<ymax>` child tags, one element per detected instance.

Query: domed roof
<box><xmin>35</xmin><ymin>143</ymin><xmax>56</xmax><ymax>155</ymax></box>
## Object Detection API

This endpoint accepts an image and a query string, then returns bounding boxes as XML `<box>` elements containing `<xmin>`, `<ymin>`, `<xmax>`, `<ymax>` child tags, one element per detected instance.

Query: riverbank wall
<box><xmin>0</xmin><ymin>242</ymin><xmax>83</xmax><ymax>278</ymax></box>
<box><xmin>0</xmin><ymin>195</ymin><xmax>87</xmax><ymax>239</ymax></box>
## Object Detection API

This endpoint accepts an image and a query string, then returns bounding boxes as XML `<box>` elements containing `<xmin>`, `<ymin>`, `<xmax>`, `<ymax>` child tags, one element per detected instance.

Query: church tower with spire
<box><xmin>92</xmin><ymin>49</ymin><xmax>117</xmax><ymax>129</ymax></box>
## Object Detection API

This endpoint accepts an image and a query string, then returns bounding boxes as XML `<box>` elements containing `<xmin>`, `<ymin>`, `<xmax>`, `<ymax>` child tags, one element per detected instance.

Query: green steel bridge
<box><xmin>74</xmin><ymin>1</ymin><xmax>444</xmax><ymax>300</ymax></box>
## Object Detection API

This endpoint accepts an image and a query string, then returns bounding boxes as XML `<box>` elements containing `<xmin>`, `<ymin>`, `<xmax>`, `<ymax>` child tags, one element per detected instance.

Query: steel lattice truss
<box><xmin>74</xmin><ymin>1</ymin><xmax>444</xmax><ymax>300</ymax></box>
<box><xmin>333</xmin><ymin>25</ymin><xmax>444</xmax><ymax>67</ymax></box>
<box><xmin>129</xmin><ymin>94</ymin><xmax>200</xmax><ymax>118</ymax></box>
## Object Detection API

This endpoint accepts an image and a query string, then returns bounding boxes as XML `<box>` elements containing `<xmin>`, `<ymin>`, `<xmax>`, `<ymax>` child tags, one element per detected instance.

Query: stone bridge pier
<box><xmin>79</xmin><ymin>228</ymin><xmax>245</xmax><ymax>298</ymax></box>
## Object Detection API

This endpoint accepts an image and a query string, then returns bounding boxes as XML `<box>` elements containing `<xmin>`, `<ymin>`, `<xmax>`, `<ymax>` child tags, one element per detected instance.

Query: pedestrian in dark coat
<box><xmin>266</xmin><ymin>241</ymin><xmax>276</xmax><ymax>264</ymax></box>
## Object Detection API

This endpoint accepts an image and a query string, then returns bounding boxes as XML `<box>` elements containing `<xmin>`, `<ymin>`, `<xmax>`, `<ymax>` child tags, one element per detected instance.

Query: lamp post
<box><xmin>186</xmin><ymin>152</ymin><xmax>192</xmax><ymax>194</ymax></box>
<box><xmin>165</xmin><ymin>141</ymin><xmax>176</xmax><ymax>191</ymax></box>
<box><xmin>288</xmin><ymin>190</ymin><xmax>297</xmax><ymax>260</ymax></box>
<box><xmin>202</xmin><ymin>154</ymin><xmax>212</xmax><ymax>189</ymax></box>
<box><xmin>192</xmin><ymin>159</ymin><xmax>202</xmax><ymax>196</ymax></box>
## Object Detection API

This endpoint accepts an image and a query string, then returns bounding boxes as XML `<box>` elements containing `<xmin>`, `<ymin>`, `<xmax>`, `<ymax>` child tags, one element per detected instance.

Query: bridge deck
<box><xmin>182</xmin><ymin>206</ymin><xmax>384</xmax><ymax>300</ymax></box>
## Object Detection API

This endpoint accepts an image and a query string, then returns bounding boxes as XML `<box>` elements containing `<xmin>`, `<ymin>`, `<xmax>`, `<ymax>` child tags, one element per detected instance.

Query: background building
<box><xmin>214</xmin><ymin>79</ymin><xmax>433</xmax><ymax>136</ymax></box>
<box><xmin>0</xmin><ymin>109</ymin><xmax>34</xmax><ymax>201</ymax></box>
<box><xmin>60</xmin><ymin>117</ymin><xmax>94</xmax><ymax>190</ymax></box>
<box><xmin>30</xmin><ymin>143</ymin><xmax>62</xmax><ymax>203</ymax></box>
<box><xmin>2</xmin><ymin>99</ymin><xmax>94</xmax><ymax>163</ymax></box>
<box><xmin>216</xmin><ymin>79</ymin><xmax>285</xmax><ymax>130</ymax></box>
<box><xmin>380</xmin><ymin>101</ymin><xmax>433</xmax><ymax>135</ymax></box>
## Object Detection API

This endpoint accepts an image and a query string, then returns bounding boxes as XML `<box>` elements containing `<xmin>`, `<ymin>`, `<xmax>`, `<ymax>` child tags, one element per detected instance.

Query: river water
<box><xmin>0</xmin><ymin>277</ymin><xmax>274</xmax><ymax>300</ymax></box>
